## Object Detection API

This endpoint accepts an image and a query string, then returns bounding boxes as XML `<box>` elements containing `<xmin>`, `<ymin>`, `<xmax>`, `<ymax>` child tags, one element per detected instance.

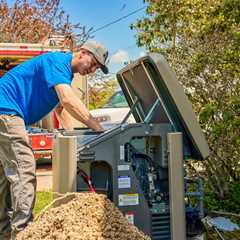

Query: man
<box><xmin>0</xmin><ymin>40</ymin><xmax>108</xmax><ymax>239</ymax></box>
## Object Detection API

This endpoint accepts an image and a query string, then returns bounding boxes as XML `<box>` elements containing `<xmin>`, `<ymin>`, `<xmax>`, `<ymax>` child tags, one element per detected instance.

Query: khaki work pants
<box><xmin>0</xmin><ymin>115</ymin><xmax>36</xmax><ymax>240</ymax></box>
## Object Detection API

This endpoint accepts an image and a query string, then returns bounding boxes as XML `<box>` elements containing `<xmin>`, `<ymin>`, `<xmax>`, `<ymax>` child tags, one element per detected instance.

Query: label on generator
<box><xmin>118</xmin><ymin>194</ymin><xmax>139</xmax><ymax>206</ymax></box>
<box><xmin>118</xmin><ymin>165</ymin><xmax>130</xmax><ymax>171</ymax></box>
<box><xmin>120</xmin><ymin>145</ymin><xmax>125</xmax><ymax>160</ymax></box>
<box><xmin>118</xmin><ymin>176</ymin><xmax>131</xmax><ymax>189</ymax></box>
<box><xmin>125</xmin><ymin>212</ymin><xmax>134</xmax><ymax>224</ymax></box>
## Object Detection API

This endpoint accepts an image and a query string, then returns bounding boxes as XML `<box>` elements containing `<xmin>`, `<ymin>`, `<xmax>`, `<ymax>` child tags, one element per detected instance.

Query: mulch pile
<box><xmin>17</xmin><ymin>192</ymin><xmax>150</xmax><ymax>240</ymax></box>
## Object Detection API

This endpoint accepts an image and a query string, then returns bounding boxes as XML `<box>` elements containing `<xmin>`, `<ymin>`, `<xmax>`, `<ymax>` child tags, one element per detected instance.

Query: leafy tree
<box><xmin>88</xmin><ymin>73</ymin><xmax>118</xmax><ymax>110</ymax></box>
<box><xmin>132</xmin><ymin>0</ymin><xmax>240</xmax><ymax>202</ymax></box>
<box><xmin>0</xmin><ymin>0</ymin><xmax>92</xmax><ymax>45</ymax></box>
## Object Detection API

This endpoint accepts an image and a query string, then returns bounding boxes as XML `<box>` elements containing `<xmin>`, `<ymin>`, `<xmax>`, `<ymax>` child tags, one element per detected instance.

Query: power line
<box><xmin>90</xmin><ymin>6</ymin><xmax>146</xmax><ymax>34</ymax></box>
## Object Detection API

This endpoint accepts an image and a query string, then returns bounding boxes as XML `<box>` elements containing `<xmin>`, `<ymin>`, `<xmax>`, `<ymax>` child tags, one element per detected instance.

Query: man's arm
<box><xmin>54</xmin><ymin>84</ymin><xmax>104</xmax><ymax>131</ymax></box>
<box><xmin>55</xmin><ymin>104</ymin><xmax>73</xmax><ymax>130</ymax></box>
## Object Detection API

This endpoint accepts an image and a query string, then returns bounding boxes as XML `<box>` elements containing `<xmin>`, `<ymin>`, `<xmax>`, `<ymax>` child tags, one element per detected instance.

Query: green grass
<box><xmin>33</xmin><ymin>191</ymin><xmax>53</xmax><ymax>216</ymax></box>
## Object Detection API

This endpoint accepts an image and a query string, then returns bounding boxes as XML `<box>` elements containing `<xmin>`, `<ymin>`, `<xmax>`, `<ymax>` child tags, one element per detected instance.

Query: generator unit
<box><xmin>53</xmin><ymin>54</ymin><xmax>210</xmax><ymax>240</ymax></box>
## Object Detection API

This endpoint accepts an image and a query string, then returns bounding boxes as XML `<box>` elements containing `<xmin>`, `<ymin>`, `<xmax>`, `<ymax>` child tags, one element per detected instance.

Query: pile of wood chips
<box><xmin>17</xmin><ymin>193</ymin><xmax>150</xmax><ymax>240</ymax></box>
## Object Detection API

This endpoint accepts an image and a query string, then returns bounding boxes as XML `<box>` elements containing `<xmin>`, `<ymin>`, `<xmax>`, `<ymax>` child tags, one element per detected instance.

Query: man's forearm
<box><xmin>61</xmin><ymin>94</ymin><xmax>103</xmax><ymax>131</ymax></box>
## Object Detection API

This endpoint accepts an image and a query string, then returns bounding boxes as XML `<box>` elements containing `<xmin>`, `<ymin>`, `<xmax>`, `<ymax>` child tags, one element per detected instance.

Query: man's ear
<box><xmin>78</xmin><ymin>49</ymin><xmax>86</xmax><ymax>60</ymax></box>
<box><xmin>79</xmin><ymin>48</ymin><xmax>87</xmax><ymax>55</ymax></box>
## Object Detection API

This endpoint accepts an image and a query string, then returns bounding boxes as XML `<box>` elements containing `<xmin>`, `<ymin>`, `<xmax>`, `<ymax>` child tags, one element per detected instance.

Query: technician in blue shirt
<box><xmin>0</xmin><ymin>40</ymin><xmax>108</xmax><ymax>239</ymax></box>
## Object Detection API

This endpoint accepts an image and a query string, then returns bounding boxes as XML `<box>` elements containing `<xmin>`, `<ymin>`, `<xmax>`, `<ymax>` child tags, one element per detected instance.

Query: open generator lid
<box><xmin>116</xmin><ymin>53</ymin><xmax>210</xmax><ymax>160</ymax></box>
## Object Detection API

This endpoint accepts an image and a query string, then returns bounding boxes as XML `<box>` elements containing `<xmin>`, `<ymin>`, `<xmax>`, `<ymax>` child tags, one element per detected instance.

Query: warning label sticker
<box><xmin>118</xmin><ymin>176</ymin><xmax>131</xmax><ymax>189</ymax></box>
<box><xmin>118</xmin><ymin>194</ymin><xmax>139</xmax><ymax>206</ymax></box>
<box><xmin>125</xmin><ymin>212</ymin><xmax>134</xmax><ymax>224</ymax></box>
<box><xmin>117</xmin><ymin>165</ymin><xmax>130</xmax><ymax>171</ymax></box>
<box><xmin>120</xmin><ymin>145</ymin><xmax>124</xmax><ymax>160</ymax></box>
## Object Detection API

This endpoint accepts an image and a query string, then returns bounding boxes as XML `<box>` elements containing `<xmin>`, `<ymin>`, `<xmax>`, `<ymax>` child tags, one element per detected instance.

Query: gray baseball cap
<box><xmin>81</xmin><ymin>40</ymin><xmax>109</xmax><ymax>74</ymax></box>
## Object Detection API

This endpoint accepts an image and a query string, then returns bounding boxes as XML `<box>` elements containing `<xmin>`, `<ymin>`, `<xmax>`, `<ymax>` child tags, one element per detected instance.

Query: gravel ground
<box><xmin>17</xmin><ymin>193</ymin><xmax>150</xmax><ymax>240</ymax></box>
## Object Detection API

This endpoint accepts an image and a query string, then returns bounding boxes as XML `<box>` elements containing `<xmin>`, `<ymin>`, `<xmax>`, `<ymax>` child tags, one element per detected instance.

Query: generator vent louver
<box><xmin>151</xmin><ymin>213</ymin><xmax>171</xmax><ymax>240</ymax></box>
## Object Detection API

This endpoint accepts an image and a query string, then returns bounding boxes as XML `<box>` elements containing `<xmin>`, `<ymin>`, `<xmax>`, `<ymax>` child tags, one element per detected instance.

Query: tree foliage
<box><xmin>0</xmin><ymin>0</ymin><xmax>92</xmax><ymax>44</ymax></box>
<box><xmin>88</xmin><ymin>75</ymin><xmax>118</xmax><ymax>110</ymax></box>
<box><xmin>132</xmin><ymin>0</ymin><xmax>240</xmax><ymax>202</ymax></box>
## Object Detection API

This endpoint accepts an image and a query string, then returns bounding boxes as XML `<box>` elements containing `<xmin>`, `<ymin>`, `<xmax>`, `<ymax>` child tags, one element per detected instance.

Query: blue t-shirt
<box><xmin>0</xmin><ymin>52</ymin><xmax>73</xmax><ymax>125</ymax></box>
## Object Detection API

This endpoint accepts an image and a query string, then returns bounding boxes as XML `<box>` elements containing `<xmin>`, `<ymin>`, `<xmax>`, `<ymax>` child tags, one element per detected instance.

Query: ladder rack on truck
<box><xmin>0</xmin><ymin>39</ymin><xmax>69</xmax><ymax>160</ymax></box>
<box><xmin>0</xmin><ymin>38</ymin><xmax>69</xmax><ymax>76</ymax></box>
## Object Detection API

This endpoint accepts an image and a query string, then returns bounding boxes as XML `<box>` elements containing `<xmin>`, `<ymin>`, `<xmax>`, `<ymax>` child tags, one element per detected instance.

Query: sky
<box><xmin>60</xmin><ymin>0</ymin><xmax>147</xmax><ymax>74</ymax></box>
<box><xmin>6</xmin><ymin>0</ymin><xmax>148</xmax><ymax>75</ymax></box>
